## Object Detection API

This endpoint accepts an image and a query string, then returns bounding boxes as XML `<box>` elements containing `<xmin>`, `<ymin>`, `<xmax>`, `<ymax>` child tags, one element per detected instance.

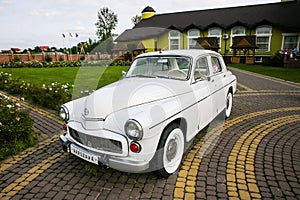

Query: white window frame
<box><xmin>169</xmin><ymin>30</ymin><xmax>180</xmax><ymax>50</ymax></box>
<box><xmin>256</xmin><ymin>26</ymin><xmax>272</xmax><ymax>52</ymax></box>
<box><xmin>230</xmin><ymin>26</ymin><xmax>246</xmax><ymax>48</ymax></box>
<box><xmin>208</xmin><ymin>27</ymin><xmax>222</xmax><ymax>52</ymax></box>
<box><xmin>281</xmin><ymin>33</ymin><xmax>300</xmax><ymax>50</ymax></box>
<box><xmin>187</xmin><ymin>29</ymin><xmax>200</xmax><ymax>49</ymax></box>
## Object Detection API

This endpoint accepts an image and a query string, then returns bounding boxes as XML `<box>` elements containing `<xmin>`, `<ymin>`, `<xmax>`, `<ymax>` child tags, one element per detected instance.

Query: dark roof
<box><xmin>196</xmin><ymin>37</ymin><xmax>219</xmax><ymax>50</ymax></box>
<box><xmin>115</xmin><ymin>27</ymin><xmax>168</xmax><ymax>42</ymax></box>
<box><xmin>134</xmin><ymin>1</ymin><xmax>300</xmax><ymax>32</ymax></box>
<box><xmin>231</xmin><ymin>36</ymin><xmax>258</xmax><ymax>49</ymax></box>
<box><xmin>112</xmin><ymin>41</ymin><xmax>147</xmax><ymax>51</ymax></box>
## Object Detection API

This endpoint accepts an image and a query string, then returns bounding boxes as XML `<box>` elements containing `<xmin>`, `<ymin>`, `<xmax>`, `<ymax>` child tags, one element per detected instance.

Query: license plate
<box><xmin>70</xmin><ymin>144</ymin><xmax>98</xmax><ymax>165</ymax></box>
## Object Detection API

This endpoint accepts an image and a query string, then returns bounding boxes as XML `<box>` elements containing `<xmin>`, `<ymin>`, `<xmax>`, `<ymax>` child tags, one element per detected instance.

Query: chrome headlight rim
<box><xmin>59</xmin><ymin>105</ymin><xmax>69</xmax><ymax>122</ymax></box>
<box><xmin>124</xmin><ymin>119</ymin><xmax>143</xmax><ymax>141</ymax></box>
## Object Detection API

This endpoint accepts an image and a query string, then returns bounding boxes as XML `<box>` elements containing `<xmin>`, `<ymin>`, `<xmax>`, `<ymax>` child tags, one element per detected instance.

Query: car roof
<box><xmin>135</xmin><ymin>49</ymin><xmax>220</xmax><ymax>59</ymax></box>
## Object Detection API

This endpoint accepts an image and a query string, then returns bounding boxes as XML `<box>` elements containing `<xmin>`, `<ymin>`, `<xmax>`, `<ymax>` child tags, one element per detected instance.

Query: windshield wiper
<box><xmin>128</xmin><ymin>74</ymin><xmax>156</xmax><ymax>78</ymax></box>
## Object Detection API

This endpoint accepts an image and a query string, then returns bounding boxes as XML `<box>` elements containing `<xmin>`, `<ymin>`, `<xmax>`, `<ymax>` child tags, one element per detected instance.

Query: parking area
<box><xmin>1</xmin><ymin>67</ymin><xmax>300</xmax><ymax>200</ymax></box>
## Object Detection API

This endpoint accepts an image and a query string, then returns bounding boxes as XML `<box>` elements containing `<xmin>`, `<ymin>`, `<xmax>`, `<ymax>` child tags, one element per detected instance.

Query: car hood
<box><xmin>83</xmin><ymin>78</ymin><xmax>191</xmax><ymax>119</ymax></box>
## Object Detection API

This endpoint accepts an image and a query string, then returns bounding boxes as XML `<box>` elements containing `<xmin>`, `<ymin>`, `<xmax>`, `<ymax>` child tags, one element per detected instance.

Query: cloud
<box><xmin>0</xmin><ymin>0</ymin><xmax>12</xmax><ymax>12</ymax></box>
<box><xmin>29</xmin><ymin>9</ymin><xmax>60</xmax><ymax>17</ymax></box>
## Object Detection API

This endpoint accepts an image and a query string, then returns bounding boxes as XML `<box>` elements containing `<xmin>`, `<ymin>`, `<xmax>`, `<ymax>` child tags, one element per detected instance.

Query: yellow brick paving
<box><xmin>0</xmin><ymin>134</ymin><xmax>60</xmax><ymax>173</ymax></box>
<box><xmin>227</xmin><ymin>115</ymin><xmax>300</xmax><ymax>200</ymax></box>
<box><xmin>0</xmin><ymin>152</ymin><xmax>66</xmax><ymax>200</ymax></box>
<box><xmin>174</xmin><ymin>107</ymin><xmax>300</xmax><ymax>200</ymax></box>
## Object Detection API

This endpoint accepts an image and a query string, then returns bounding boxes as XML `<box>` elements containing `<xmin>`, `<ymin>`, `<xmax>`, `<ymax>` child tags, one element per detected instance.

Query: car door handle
<box><xmin>211</xmin><ymin>79</ymin><xmax>214</xmax><ymax>82</ymax></box>
<box><xmin>223</xmin><ymin>75</ymin><xmax>226</xmax><ymax>78</ymax></box>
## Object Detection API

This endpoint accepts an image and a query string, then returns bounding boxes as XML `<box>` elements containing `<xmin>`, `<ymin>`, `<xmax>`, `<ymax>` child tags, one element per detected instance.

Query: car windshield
<box><xmin>126</xmin><ymin>56</ymin><xmax>191</xmax><ymax>80</ymax></box>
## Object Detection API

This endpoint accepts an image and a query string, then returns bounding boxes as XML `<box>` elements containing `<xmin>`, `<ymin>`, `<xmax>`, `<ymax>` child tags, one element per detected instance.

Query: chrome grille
<box><xmin>69</xmin><ymin>128</ymin><xmax>122</xmax><ymax>154</ymax></box>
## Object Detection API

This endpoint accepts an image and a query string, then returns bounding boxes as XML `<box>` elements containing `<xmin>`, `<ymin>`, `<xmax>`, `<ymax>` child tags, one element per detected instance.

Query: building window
<box><xmin>187</xmin><ymin>29</ymin><xmax>200</xmax><ymax>49</ymax></box>
<box><xmin>282</xmin><ymin>34</ymin><xmax>299</xmax><ymax>50</ymax></box>
<box><xmin>231</xmin><ymin>26</ymin><xmax>245</xmax><ymax>35</ymax></box>
<box><xmin>256</xmin><ymin>26</ymin><xmax>272</xmax><ymax>51</ymax></box>
<box><xmin>230</xmin><ymin>26</ymin><xmax>246</xmax><ymax>48</ymax></box>
<box><xmin>208</xmin><ymin>28</ymin><xmax>222</xmax><ymax>51</ymax></box>
<box><xmin>169</xmin><ymin>30</ymin><xmax>180</xmax><ymax>50</ymax></box>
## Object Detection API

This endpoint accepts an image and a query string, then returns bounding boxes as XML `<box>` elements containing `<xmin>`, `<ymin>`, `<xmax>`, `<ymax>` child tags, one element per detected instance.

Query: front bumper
<box><xmin>60</xmin><ymin>134</ymin><xmax>150</xmax><ymax>173</ymax></box>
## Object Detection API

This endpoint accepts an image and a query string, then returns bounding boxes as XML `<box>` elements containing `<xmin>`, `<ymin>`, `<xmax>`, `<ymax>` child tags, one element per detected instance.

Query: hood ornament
<box><xmin>84</xmin><ymin>108</ymin><xmax>89</xmax><ymax>116</ymax></box>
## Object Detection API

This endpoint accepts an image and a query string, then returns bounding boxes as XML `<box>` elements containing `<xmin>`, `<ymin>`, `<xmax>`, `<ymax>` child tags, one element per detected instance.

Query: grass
<box><xmin>228</xmin><ymin>64</ymin><xmax>300</xmax><ymax>83</ymax></box>
<box><xmin>0</xmin><ymin>65</ymin><xmax>129</xmax><ymax>90</ymax></box>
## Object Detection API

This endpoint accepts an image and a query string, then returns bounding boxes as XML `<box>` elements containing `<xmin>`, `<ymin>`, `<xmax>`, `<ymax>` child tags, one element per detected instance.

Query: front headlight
<box><xmin>59</xmin><ymin>105</ymin><xmax>69</xmax><ymax>122</ymax></box>
<box><xmin>124</xmin><ymin>119</ymin><xmax>143</xmax><ymax>141</ymax></box>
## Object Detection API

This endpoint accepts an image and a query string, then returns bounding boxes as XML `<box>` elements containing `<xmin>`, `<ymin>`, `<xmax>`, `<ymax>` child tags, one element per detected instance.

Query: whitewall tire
<box><xmin>225</xmin><ymin>92</ymin><xmax>233</xmax><ymax>118</ymax></box>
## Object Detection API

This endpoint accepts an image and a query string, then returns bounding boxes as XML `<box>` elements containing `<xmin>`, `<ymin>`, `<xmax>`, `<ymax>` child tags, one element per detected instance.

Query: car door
<box><xmin>208</xmin><ymin>55</ymin><xmax>227</xmax><ymax>116</ymax></box>
<box><xmin>191</xmin><ymin>56</ymin><xmax>214</xmax><ymax>130</ymax></box>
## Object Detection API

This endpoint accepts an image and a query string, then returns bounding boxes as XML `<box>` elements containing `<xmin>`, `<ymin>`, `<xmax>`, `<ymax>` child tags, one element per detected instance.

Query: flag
<box><xmin>75</xmin><ymin>33</ymin><xmax>79</xmax><ymax>38</ymax></box>
<box><xmin>62</xmin><ymin>33</ymin><xmax>65</xmax><ymax>38</ymax></box>
<box><xmin>69</xmin><ymin>33</ymin><xmax>73</xmax><ymax>37</ymax></box>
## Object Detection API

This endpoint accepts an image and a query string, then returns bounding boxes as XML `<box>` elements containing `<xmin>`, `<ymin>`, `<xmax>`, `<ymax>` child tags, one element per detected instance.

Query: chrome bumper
<box><xmin>60</xmin><ymin>134</ymin><xmax>149</xmax><ymax>173</ymax></box>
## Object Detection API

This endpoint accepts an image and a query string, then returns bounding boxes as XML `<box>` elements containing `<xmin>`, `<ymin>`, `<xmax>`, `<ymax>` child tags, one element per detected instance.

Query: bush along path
<box><xmin>0</xmin><ymin>91</ymin><xmax>62</xmax><ymax>160</ymax></box>
<box><xmin>0</xmin><ymin>72</ymin><xmax>72</xmax><ymax>110</ymax></box>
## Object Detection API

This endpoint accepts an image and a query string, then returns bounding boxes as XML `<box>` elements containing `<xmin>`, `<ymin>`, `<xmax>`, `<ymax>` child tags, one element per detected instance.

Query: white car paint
<box><xmin>59</xmin><ymin>49</ymin><xmax>237</xmax><ymax>176</ymax></box>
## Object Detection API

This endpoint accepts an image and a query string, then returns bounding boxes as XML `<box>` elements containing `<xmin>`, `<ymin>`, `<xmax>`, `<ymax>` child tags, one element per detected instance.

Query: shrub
<box><xmin>264</xmin><ymin>52</ymin><xmax>284</xmax><ymax>67</ymax></box>
<box><xmin>59</xmin><ymin>56</ymin><xmax>64</xmax><ymax>61</ymax></box>
<box><xmin>13</xmin><ymin>55</ymin><xmax>20</xmax><ymax>62</ymax></box>
<box><xmin>80</xmin><ymin>55</ymin><xmax>85</xmax><ymax>61</ymax></box>
<box><xmin>45</xmin><ymin>54</ymin><xmax>53</xmax><ymax>62</ymax></box>
<box><xmin>0</xmin><ymin>94</ymin><xmax>35</xmax><ymax>160</ymax></box>
<box><xmin>0</xmin><ymin>72</ymin><xmax>72</xmax><ymax>110</ymax></box>
<box><xmin>0</xmin><ymin>61</ymin><xmax>82</xmax><ymax>68</ymax></box>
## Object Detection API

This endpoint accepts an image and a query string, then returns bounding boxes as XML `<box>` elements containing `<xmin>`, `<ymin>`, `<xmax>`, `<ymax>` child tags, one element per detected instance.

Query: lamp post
<box><xmin>223</xmin><ymin>33</ymin><xmax>229</xmax><ymax>64</ymax></box>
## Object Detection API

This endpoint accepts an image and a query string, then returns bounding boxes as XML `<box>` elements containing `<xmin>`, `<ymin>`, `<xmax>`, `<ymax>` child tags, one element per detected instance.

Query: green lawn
<box><xmin>1</xmin><ymin>64</ymin><xmax>299</xmax><ymax>91</ymax></box>
<box><xmin>228</xmin><ymin>64</ymin><xmax>300</xmax><ymax>83</ymax></box>
<box><xmin>1</xmin><ymin>65</ymin><xmax>129</xmax><ymax>90</ymax></box>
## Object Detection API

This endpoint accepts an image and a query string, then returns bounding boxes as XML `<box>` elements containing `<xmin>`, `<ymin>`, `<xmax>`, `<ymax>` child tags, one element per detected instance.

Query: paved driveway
<box><xmin>1</xmin><ymin>67</ymin><xmax>300</xmax><ymax>200</ymax></box>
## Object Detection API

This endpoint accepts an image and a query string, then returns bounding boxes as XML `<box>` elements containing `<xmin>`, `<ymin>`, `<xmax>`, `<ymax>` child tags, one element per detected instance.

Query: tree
<box><xmin>131</xmin><ymin>15</ymin><xmax>142</xmax><ymax>26</ymax></box>
<box><xmin>95</xmin><ymin>7</ymin><xmax>118</xmax><ymax>41</ymax></box>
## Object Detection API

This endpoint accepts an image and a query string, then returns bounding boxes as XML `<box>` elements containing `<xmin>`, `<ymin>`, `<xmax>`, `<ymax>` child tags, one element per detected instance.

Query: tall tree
<box><xmin>131</xmin><ymin>15</ymin><xmax>142</xmax><ymax>26</ymax></box>
<box><xmin>95</xmin><ymin>7</ymin><xmax>118</xmax><ymax>41</ymax></box>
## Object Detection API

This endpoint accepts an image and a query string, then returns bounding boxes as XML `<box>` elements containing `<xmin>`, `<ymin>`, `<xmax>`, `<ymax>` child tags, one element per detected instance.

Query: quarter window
<box><xmin>188</xmin><ymin>29</ymin><xmax>200</xmax><ymax>49</ymax></box>
<box><xmin>194</xmin><ymin>57</ymin><xmax>209</xmax><ymax>80</ymax></box>
<box><xmin>211</xmin><ymin>57</ymin><xmax>222</xmax><ymax>74</ymax></box>
<box><xmin>169</xmin><ymin>30</ymin><xmax>180</xmax><ymax>50</ymax></box>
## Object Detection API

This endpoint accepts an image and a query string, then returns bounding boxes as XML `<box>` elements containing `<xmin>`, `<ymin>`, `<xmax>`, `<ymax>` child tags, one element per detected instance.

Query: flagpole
<box><xmin>62</xmin><ymin>33</ymin><xmax>66</xmax><ymax>52</ymax></box>
<box><xmin>76</xmin><ymin>33</ymin><xmax>79</xmax><ymax>53</ymax></box>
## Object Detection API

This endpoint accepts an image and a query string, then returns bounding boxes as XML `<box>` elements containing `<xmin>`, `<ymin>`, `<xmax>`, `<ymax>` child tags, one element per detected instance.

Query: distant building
<box><xmin>116</xmin><ymin>0</ymin><xmax>300</xmax><ymax>64</ymax></box>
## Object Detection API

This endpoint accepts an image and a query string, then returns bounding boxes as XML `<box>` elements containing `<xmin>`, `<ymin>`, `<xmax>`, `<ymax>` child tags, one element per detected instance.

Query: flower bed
<box><xmin>0</xmin><ymin>72</ymin><xmax>72</xmax><ymax>110</ymax></box>
<box><xmin>0</xmin><ymin>93</ymin><xmax>35</xmax><ymax>160</ymax></box>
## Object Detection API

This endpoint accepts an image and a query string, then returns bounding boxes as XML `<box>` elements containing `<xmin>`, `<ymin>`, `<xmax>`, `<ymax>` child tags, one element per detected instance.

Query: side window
<box><xmin>211</xmin><ymin>56</ymin><xmax>222</xmax><ymax>74</ymax></box>
<box><xmin>194</xmin><ymin>57</ymin><xmax>209</xmax><ymax>80</ymax></box>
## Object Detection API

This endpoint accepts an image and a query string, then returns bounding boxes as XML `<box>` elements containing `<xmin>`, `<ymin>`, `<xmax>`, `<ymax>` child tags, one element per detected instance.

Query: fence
<box><xmin>0</xmin><ymin>52</ymin><xmax>111</xmax><ymax>63</ymax></box>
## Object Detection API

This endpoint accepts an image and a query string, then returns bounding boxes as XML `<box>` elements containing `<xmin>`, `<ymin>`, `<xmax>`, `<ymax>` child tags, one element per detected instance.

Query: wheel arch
<box><xmin>160</xmin><ymin>117</ymin><xmax>187</xmax><ymax>144</ymax></box>
<box><xmin>228</xmin><ymin>86</ymin><xmax>233</xmax><ymax>95</ymax></box>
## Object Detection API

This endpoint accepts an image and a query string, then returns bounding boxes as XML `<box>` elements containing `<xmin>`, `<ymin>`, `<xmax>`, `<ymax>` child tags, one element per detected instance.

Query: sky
<box><xmin>0</xmin><ymin>0</ymin><xmax>280</xmax><ymax>50</ymax></box>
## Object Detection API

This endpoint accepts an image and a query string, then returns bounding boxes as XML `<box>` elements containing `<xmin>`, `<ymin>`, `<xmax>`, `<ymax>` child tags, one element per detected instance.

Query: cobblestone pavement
<box><xmin>1</xmin><ymin>68</ymin><xmax>300</xmax><ymax>200</ymax></box>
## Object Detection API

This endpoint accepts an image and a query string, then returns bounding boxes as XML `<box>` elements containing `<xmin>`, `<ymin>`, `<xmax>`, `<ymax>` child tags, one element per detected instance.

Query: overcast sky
<box><xmin>0</xmin><ymin>0</ymin><xmax>280</xmax><ymax>50</ymax></box>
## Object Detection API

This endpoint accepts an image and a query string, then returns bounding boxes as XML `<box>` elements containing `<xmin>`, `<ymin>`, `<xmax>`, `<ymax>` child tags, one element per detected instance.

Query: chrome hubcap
<box><xmin>166</xmin><ymin>138</ymin><xmax>177</xmax><ymax>161</ymax></box>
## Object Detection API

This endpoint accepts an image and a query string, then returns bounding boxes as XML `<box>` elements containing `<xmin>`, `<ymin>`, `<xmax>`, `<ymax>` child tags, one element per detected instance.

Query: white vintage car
<box><xmin>59</xmin><ymin>50</ymin><xmax>237</xmax><ymax>177</ymax></box>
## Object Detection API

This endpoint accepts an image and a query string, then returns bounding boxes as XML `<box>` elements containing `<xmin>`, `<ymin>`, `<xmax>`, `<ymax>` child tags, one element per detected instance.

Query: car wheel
<box><xmin>156</xmin><ymin>123</ymin><xmax>185</xmax><ymax>177</ymax></box>
<box><xmin>225</xmin><ymin>92</ymin><xmax>233</xmax><ymax>118</ymax></box>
